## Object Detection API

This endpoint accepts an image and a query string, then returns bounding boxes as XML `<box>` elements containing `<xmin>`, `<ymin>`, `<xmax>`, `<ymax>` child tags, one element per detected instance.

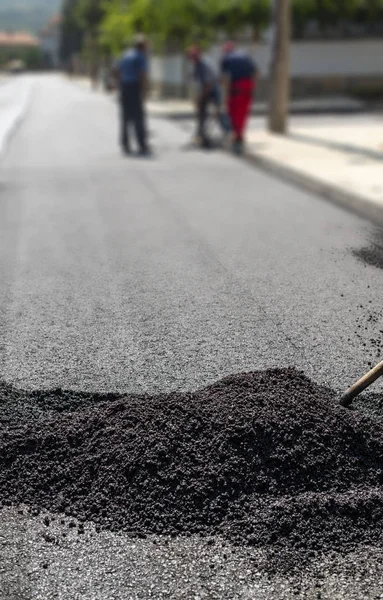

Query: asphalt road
<box><xmin>1</xmin><ymin>74</ymin><xmax>383</xmax><ymax>599</ymax></box>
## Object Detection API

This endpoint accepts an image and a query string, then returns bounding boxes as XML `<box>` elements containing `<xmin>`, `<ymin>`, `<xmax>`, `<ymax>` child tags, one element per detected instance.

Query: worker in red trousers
<box><xmin>221</xmin><ymin>42</ymin><xmax>258</xmax><ymax>155</ymax></box>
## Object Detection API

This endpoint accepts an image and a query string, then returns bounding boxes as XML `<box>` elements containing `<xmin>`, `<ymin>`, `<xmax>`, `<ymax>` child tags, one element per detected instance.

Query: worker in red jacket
<box><xmin>221</xmin><ymin>42</ymin><xmax>258</xmax><ymax>155</ymax></box>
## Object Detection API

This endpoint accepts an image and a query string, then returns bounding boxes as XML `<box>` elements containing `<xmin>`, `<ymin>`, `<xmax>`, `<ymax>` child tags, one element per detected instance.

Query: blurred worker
<box><xmin>221</xmin><ymin>42</ymin><xmax>258</xmax><ymax>155</ymax></box>
<box><xmin>187</xmin><ymin>45</ymin><xmax>230</xmax><ymax>149</ymax></box>
<box><xmin>115</xmin><ymin>34</ymin><xmax>150</xmax><ymax>156</ymax></box>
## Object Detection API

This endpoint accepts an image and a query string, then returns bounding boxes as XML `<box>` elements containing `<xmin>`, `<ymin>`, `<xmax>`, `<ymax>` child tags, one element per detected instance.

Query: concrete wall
<box><xmin>150</xmin><ymin>39</ymin><xmax>383</xmax><ymax>99</ymax></box>
<box><xmin>151</xmin><ymin>55</ymin><xmax>186</xmax><ymax>98</ymax></box>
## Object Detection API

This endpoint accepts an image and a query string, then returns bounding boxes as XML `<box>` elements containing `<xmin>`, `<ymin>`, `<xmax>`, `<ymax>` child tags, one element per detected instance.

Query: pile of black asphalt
<box><xmin>1</xmin><ymin>368</ymin><xmax>382</xmax><ymax>571</ymax></box>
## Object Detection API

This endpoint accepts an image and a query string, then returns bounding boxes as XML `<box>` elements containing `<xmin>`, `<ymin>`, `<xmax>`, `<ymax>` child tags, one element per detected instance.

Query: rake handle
<box><xmin>340</xmin><ymin>359</ymin><xmax>383</xmax><ymax>407</ymax></box>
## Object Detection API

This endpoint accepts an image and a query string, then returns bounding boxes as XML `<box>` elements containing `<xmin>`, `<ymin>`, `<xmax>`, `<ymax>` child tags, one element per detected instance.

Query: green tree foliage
<box><xmin>292</xmin><ymin>0</ymin><xmax>357</xmax><ymax>27</ymax></box>
<box><xmin>60</xmin><ymin>0</ymin><xmax>383</xmax><ymax>60</ymax></box>
<box><xmin>356</xmin><ymin>0</ymin><xmax>383</xmax><ymax>24</ymax></box>
<box><xmin>100</xmin><ymin>0</ymin><xmax>271</xmax><ymax>53</ymax></box>
<box><xmin>75</xmin><ymin>0</ymin><xmax>105</xmax><ymax>33</ymax></box>
<box><xmin>60</xmin><ymin>0</ymin><xmax>84</xmax><ymax>62</ymax></box>
<box><xmin>292</xmin><ymin>0</ymin><xmax>383</xmax><ymax>36</ymax></box>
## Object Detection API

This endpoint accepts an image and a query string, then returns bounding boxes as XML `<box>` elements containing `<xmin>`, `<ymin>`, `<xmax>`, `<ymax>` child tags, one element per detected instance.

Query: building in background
<box><xmin>39</xmin><ymin>15</ymin><xmax>62</xmax><ymax>69</ymax></box>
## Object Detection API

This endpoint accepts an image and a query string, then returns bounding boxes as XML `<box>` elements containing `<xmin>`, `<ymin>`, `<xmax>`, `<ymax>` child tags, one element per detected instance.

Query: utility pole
<box><xmin>268</xmin><ymin>0</ymin><xmax>291</xmax><ymax>134</ymax></box>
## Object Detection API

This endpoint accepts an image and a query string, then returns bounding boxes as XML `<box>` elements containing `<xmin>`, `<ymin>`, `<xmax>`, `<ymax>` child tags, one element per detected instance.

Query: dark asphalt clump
<box><xmin>353</xmin><ymin>245</ymin><xmax>383</xmax><ymax>270</ymax></box>
<box><xmin>1</xmin><ymin>368</ymin><xmax>383</xmax><ymax>567</ymax></box>
<box><xmin>352</xmin><ymin>228</ymin><xmax>383</xmax><ymax>270</ymax></box>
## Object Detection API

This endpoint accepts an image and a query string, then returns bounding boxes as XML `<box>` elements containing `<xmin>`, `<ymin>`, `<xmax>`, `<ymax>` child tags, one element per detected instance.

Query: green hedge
<box><xmin>0</xmin><ymin>46</ymin><xmax>43</xmax><ymax>69</ymax></box>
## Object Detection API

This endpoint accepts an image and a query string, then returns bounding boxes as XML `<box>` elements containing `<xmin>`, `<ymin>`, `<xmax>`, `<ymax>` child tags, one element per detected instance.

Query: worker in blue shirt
<box><xmin>187</xmin><ymin>45</ymin><xmax>230</xmax><ymax>149</ymax></box>
<box><xmin>115</xmin><ymin>34</ymin><xmax>149</xmax><ymax>156</ymax></box>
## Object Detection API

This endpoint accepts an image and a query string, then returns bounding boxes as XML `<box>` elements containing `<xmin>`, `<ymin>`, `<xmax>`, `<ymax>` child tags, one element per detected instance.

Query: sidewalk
<box><xmin>147</xmin><ymin>95</ymin><xmax>366</xmax><ymax>119</ymax></box>
<box><xmin>245</xmin><ymin>116</ymin><xmax>383</xmax><ymax>226</ymax></box>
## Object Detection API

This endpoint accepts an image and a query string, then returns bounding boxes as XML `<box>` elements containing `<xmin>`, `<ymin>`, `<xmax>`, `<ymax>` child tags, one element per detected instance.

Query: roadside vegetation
<box><xmin>0</xmin><ymin>47</ymin><xmax>43</xmax><ymax>71</ymax></box>
<box><xmin>60</xmin><ymin>0</ymin><xmax>383</xmax><ymax>62</ymax></box>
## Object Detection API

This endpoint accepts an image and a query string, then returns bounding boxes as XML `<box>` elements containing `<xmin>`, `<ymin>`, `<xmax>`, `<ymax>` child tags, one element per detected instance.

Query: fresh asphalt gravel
<box><xmin>1</xmin><ymin>75</ymin><xmax>383</xmax><ymax>599</ymax></box>
<box><xmin>1</xmin><ymin>368</ymin><xmax>383</xmax><ymax>568</ymax></box>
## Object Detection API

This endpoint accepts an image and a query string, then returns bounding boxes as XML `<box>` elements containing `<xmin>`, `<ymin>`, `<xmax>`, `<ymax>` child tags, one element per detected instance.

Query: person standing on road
<box><xmin>115</xmin><ymin>34</ymin><xmax>150</xmax><ymax>156</ymax></box>
<box><xmin>187</xmin><ymin>45</ymin><xmax>230</xmax><ymax>149</ymax></box>
<box><xmin>221</xmin><ymin>42</ymin><xmax>258</xmax><ymax>155</ymax></box>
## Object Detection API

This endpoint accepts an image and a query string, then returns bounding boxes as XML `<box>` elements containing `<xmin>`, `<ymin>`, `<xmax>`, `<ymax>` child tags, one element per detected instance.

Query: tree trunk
<box><xmin>268</xmin><ymin>0</ymin><xmax>291</xmax><ymax>134</ymax></box>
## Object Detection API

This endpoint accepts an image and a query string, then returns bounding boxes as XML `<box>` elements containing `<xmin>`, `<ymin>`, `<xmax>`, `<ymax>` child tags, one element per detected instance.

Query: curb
<box><xmin>244</xmin><ymin>150</ymin><xmax>383</xmax><ymax>228</ymax></box>
<box><xmin>149</xmin><ymin>104</ymin><xmax>367</xmax><ymax>121</ymax></box>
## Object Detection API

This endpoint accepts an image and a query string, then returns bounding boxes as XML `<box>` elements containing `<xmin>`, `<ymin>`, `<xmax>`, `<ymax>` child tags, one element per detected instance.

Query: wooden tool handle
<box><xmin>340</xmin><ymin>359</ymin><xmax>383</xmax><ymax>407</ymax></box>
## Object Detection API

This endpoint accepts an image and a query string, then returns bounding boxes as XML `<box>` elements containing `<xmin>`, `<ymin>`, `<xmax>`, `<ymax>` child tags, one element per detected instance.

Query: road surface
<box><xmin>0</xmin><ymin>75</ymin><xmax>383</xmax><ymax>599</ymax></box>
